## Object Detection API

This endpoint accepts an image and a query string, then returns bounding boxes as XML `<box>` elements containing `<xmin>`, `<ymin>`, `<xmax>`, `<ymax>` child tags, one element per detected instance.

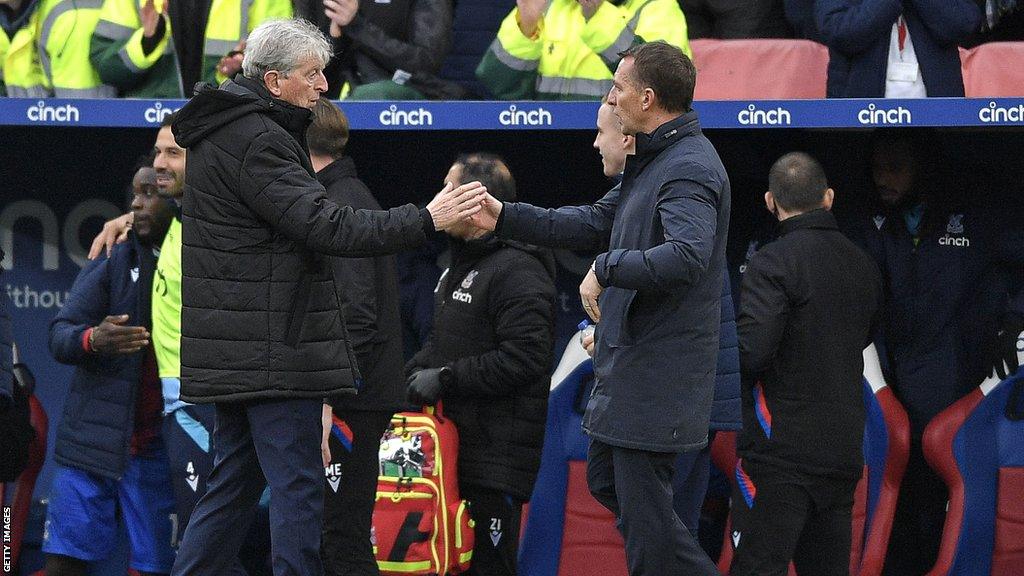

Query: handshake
<box><xmin>423</xmin><ymin>181</ymin><xmax>502</xmax><ymax>233</ymax></box>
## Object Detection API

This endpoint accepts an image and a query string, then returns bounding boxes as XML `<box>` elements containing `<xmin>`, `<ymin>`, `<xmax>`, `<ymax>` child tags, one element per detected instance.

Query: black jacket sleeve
<box><xmin>344</xmin><ymin>0</ymin><xmax>452</xmax><ymax>75</ymax></box>
<box><xmin>238</xmin><ymin>133</ymin><xmax>427</xmax><ymax>257</ymax></box>
<box><xmin>447</xmin><ymin>255</ymin><xmax>556</xmax><ymax>398</ymax></box>
<box><xmin>737</xmin><ymin>248</ymin><xmax>791</xmax><ymax>380</ymax></box>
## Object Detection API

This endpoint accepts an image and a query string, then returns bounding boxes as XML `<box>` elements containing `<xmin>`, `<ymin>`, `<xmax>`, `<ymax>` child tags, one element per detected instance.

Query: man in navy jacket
<box><xmin>855</xmin><ymin>132</ymin><xmax>1024</xmax><ymax>574</ymax></box>
<box><xmin>815</xmin><ymin>0</ymin><xmax>980</xmax><ymax>97</ymax></box>
<box><xmin>45</xmin><ymin>167</ymin><xmax>177</xmax><ymax>576</ymax></box>
<box><xmin>471</xmin><ymin>41</ymin><xmax>729</xmax><ymax>576</ymax></box>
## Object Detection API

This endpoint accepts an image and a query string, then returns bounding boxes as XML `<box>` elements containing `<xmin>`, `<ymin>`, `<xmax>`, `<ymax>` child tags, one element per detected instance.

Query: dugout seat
<box><xmin>2</xmin><ymin>351</ymin><xmax>48</xmax><ymax>573</ymax></box>
<box><xmin>714</xmin><ymin>345</ymin><xmax>910</xmax><ymax>576</ymax></box>
<box><xmin>517</xmin><ymin>329</ymin><xmax>629</xmax><ymax>576</ymax></box>
<box><xmin>923</xmin><ymin>332</ymin><xmax>1024</xmax><ymax>576</ymax></box>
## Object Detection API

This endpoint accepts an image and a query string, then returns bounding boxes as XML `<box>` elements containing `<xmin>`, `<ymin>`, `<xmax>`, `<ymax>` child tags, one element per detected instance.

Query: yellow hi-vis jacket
<box><xmin>476</xmin><ymin>0</ymin><xmax>690</xmax><ymax>100</ymax></box>
<box><xmin>90</xmin><ymin>0</ymin><xmax>291</xmax><ymax>98</ymax></box>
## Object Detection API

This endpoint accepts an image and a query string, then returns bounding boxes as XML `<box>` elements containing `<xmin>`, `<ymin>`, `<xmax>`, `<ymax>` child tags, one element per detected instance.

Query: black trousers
<box><xmin>883</xmin><ymin>441</ymin><xmax>947</xmax><ymax>576</ymax></box>
<box><xmin>728</xmin><ymin>460</ymin><xmax>858</xmax><ymax>576</ymax></box>
<box><xmin>321</xmin><ymin>409</ymin><xmax>395</xmax><ymax>576</ymax></box>
<box><xmin>461</xmin><ymin>484</ymin><xmax>523</xmax><ymax>576</ymax></box>
<box><xmin>586</xmin><ymin>439</ymin><xmax>719</xmax><ymax>576</ymax></box>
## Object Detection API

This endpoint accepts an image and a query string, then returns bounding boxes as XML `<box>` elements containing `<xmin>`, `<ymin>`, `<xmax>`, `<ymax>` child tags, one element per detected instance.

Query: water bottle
<box><xmin>578</xmin><ymin>319</ymin><xmax>595</xmax><ymax>349</ymax></box>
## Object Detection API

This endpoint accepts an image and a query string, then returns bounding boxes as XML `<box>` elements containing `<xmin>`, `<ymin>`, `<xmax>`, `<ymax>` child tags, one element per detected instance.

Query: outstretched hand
<box><xmin>426</xmin><ymin>181</ymin><xmax>487</xmax><ymax>231</ymax></box>
<box><xmin>90</xmin><ymin>315</ymin><xmax>149</xmax><ymax>355</ymax></box>
<box><xmin>467</xmin><ymin>192</ymin><xmax>503</xmax><ymax>232</ymax></box>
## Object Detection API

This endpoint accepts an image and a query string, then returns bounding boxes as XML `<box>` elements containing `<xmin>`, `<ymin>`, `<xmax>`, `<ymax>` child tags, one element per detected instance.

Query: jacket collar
<box><xmin>316</xmin><ymin>156</ymin><xmax>358</xmax><ymax>188</ymax></box>
<box><xmin>231</xmin><ymin>75</ymin><xmax>314</xmax><ymax>145</ymax></box>
<box><xmin>635</xmin><ymin>110</ymin><xmax>701</xmax><ymax>151</ymax></box>
<box><xmin>777</xmin><ymin>208</ymin><xmax>839</xmax><ymax>236</ymax></box>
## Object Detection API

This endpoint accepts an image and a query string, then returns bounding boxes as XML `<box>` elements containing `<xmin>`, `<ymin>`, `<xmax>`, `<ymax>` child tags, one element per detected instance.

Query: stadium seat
<box><xmin>922</xmin><ymin>333</ymin><xmax>1024</xmax><ymax>576</ymax></box>
<box><xmin>517</xmin><ymin>330</ymin><xmax>629</xmax><ymax>576</ymax></box>
<box><xmin>439</xmin><ymin>0</ymin><xmax>516</xmax><ymax>98</ymax></box>
<box><xmin>3</xmin><ymin>393</ymin><xmax>48</xmax><ymax>572</ymax></box>
<box><xmin>714</xmin><ymin>345</ymin><xmax>910</xmax><ymax>576</ymax></box>
<box><xmin>960</xmin><ymin>43</ymin><xmax>1024</xmax><ymax>97</ymax></box>
<box><xmin>690</xmin><ymin>39</ymin><xmax>829</xmax><ymax>100</ymax></box>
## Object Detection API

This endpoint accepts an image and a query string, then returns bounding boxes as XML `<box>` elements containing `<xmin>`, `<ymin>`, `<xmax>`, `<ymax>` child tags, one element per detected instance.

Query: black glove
<box><xmin>406</xmin><ymin>367</ymin><xmax>453</xmax><ymax>406</ymax></box>
<box><xmin>992</xmin><ymin>312</ymin><xmax>1024</xmax><ymax>380</ymax></box>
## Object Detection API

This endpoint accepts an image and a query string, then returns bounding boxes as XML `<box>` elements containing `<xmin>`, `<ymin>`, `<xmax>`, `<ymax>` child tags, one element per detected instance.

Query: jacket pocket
<box><xmin>600</xmin><ymin>288</ymin><xmax>636</xmax><ymax>348</ymax></box>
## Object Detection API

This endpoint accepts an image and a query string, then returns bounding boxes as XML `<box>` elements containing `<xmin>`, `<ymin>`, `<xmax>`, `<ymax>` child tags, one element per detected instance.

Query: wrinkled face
<box><xmin>871</xmin><ymin>141</ymin><xmax>918</xmax><ymax>207</ymax></box>
<box><xmin>607</xmin><ymin>57</ymin><xmax>643</xmax><ymax>136</ymax></box>
<box><xmin>131</xmin><ymin>167</ymin><xmax>174</xmax><ymax>244</ymax></box>
<box><xmin>274</xmin><ymin>56</ymin><xmax>328</xmax><ymax>109</ymax></box>
<box><xmin>593</xmin><ymin>103</ymin><xmax>628</xmax><ymax>177</ymax></box>
<box><xmin>153</xmin><ymin>126</ymin><xmax>186</xmax><ymax>198</ymax></box>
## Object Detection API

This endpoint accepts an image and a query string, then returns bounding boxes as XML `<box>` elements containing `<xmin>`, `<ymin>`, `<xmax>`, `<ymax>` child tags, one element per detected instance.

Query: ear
<box><xmin>263</xmin><ymin>70</ymin><xmax>282</xmax><ymax>97</ymax></box>
<box><xmin>822</xmin><ymin>188</ymin><xmax>835</xmax><ymax>211</ymax></box>
<box><xmin>622</xmin><ymin>134</ymin><xmax>634</xmax><ymax>150</ymax></box>
<box><xmin>764</xmin><ymin>190</ymin><xmax>776</xmax><ymax>214</ymax></box>
<box><xmin>641</xmin><ymin>87</ymin><xmax>655</xmax><ymax>111</ymax></box>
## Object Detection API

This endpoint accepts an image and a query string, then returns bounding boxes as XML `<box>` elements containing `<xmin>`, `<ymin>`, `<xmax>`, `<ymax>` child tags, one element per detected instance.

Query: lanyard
<box><xmin>897</xmin><ymin>16</ymin><xmax>907</xmax><ymax>53</ymax></box>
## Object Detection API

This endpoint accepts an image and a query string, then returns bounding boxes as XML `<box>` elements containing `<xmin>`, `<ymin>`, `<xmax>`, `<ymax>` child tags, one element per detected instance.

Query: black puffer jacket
<box><xmin>409</xmin><ymin>235</ymin><xmax>556</xmax><ymax>500</ymax></box>
<box><xmin>172</xmin><ymin>76</ymin><xmax>430</xmax><ymax>403</ymax></box>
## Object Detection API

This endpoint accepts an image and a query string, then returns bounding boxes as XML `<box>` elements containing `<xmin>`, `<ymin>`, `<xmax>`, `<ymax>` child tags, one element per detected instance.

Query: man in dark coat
<box><xmin>588</xmin><ymin>98</ymin><xmax>741</xmax><ymax>541</ymax></box>
<box><xmin>815</xmin><ymin>0</ymin><xmax>980</xmax><ymax>97</ymax></box>
<box><xmin>167</xmin><ymin>18</ymin><xmax>485</xmax><ymax>576</ymax></box>
<box><xmin>730</xmin><ymin>152</ymin><xmax>883</xmax><ymax>576</ymax></box>
<box><xmin>315</xmin><ymin>0</ymin><xmax>453</xmax><ymax>99</ymax></box>
<box><xmin>406</xmin><ymin>153</ymin><xmax>557</xmax><ymax>576</ymax></box>
<box><xmin>306</xmin><ymin>99</ymin><xmax>407</xmax><ymax>576</ymax></box>
<box><xmin>470</xmin><ymin>41</ymin><xmax>729</xmax><ymax>576</ymax></box>
<box><xmin>854</xmin><ymin>132</ymin><xmax>1024</xmax><ymax>575</ymax></box>
<box><xmin>45</xmin><ymin>167</ymin><xmax>178</xmax><ymax>576</ymax></box>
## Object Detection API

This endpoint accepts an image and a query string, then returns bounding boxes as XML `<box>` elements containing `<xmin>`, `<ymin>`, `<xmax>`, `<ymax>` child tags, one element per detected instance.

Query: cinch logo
<box><xmin>379</xmin><ymin>104</ymin><xmax>433</xmax><ymax>126</ymax></box>
<box><xmin>857</xmin><ymin>103</ymin><xmax>911</xmax><ymax>125</ymax></box>
<box><xmin>26</xmin><ymin>100</ymin><xmax>79</xmax><ymax>122</ymax></box>
<box><xmin>499</xmin><ymin>104</ymin><xmax>552</xmax><ymax>126</ymax></box>
<box><xmin>978</xmin><ymin>101</ymin><xmax>1024</xmax><ymax>123</ymax></box>
<box><xmin>144</xmin><ymin>102</ymin><xmax>180</xmax><ymax>124</ymax></box>
<box><xmin>737</xmin><ymin>104</ymin><xmax>791</xmax><ymax>126</ymax></box>
<box><xmin>939</xmin><ymin>235</ymin><xmax>970</xmax><ymax>247</ymax></box>
<box><xmin>451</xmin><ymin>289</ymin><xmax>472</xmax><ymax>303</ymax></box>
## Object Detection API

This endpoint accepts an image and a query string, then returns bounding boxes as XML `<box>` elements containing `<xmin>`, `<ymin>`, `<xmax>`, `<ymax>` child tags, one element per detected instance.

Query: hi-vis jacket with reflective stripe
<box><xmin>2</xmin><ymin>0</ymin><xmax>113</xmax><ymax>98</ymax></box>
<box><xmin>1</xmin><ymin>7</ymin><xmax>48</xmax><ymax>97</ymax></box>
<box><xmin>476</xmin><ymin>0</ymin><xmax>690</xmax><ymax>100</ymax></box>
<box><xmin>89</xmin><ymin>0</ymin><xmax>292</xmax><ymax>98</ymax></box>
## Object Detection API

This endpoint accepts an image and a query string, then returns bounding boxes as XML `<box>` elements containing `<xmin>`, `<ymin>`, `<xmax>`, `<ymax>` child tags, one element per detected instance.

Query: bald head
<box><xmin>768</xmin><ymin>152</ymin><xmax>831</xmax><ymax>214</ymax></box>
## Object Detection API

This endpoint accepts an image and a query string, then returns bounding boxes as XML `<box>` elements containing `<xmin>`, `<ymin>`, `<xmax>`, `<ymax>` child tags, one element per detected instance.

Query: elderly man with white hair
<box><xmin>168</xmin><ymin>18</ymin><xmax>485</xmax><ymax>576</ymax></box>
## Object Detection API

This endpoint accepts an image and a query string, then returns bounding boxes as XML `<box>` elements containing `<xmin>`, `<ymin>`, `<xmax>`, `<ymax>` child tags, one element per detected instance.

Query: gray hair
<box><xmin>242</xmin><ymin>18</ymin><xmax>332</xmax><ymax>79</ymax></box>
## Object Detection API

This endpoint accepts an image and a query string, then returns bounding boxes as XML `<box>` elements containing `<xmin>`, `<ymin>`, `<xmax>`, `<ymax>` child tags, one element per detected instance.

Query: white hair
<box><xmin>242</xmin><ymin>18</ymin><xmax>332</xmax><ymax>79</ymax></box>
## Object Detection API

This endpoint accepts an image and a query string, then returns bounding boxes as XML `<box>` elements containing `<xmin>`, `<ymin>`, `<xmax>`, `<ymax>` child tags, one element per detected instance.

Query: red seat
<box><xmin>714</xmin><ymin>345</ymin><xmax>909</xmax><ymax>576</ymax></box>
<box><xmin>960</xmin><ymin>43</ymin><xmax>1024</xmax><ymax>97</ymax></box>
<box><xmin>2</xmin><ymin>393</ymin><xmax>48</xmax><ymax>572</ymax></box>
<box><xmin>923</xmin><ymin>335</ymin><xmax>1024</xmax><ymax>576</ymax></box>
<box><xmin>691</xmin><ymin>39</ymin><xmax>829</xmax><ymax>100</ymax></box>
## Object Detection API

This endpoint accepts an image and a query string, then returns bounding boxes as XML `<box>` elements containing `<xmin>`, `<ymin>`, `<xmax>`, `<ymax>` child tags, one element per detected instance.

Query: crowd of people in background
<box><xmin>1</xmin><ymin>0</ymin><xmax>1023</xmax><ymax>99</ymax></box>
